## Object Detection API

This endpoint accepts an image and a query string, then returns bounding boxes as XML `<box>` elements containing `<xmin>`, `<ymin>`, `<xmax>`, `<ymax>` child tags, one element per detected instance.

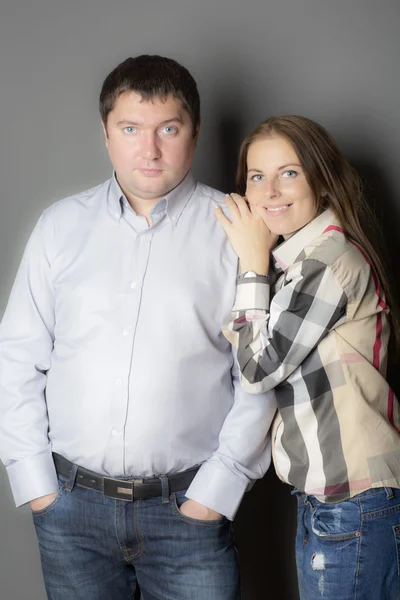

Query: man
<box><xmin>0</xmin><ymin>55</ymin><xmax>276</xmax><ymax>599</ymax></box>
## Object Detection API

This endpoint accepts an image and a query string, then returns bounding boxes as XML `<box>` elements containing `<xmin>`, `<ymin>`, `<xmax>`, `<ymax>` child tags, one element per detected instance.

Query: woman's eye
<box><xmin>250</xmin><ymin>174</ymin><xmax>264</xmax><ymax>181</ymax></box>
<box><xmin>282</xmin><ymin>170</ymin><xmax>298</xmax><ymax>178</ymax></box>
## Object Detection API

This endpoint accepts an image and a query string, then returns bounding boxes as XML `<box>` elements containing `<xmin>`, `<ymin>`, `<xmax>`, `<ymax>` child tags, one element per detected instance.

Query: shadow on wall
<box><xmin>352</xmin><ymin>160</ymin><xmax>400</xmax><ymax>395</ymax></box>
<box><xmin>216</xmin><ymin>114</ymin><xmax>244</xmax><ymax>192</ymax></box>
<box><xmin>234</xmin><ymin>467</ymin><xmax>299</xmax><ymax>600</ymax></box>
<box><xmin>213</xmin><ymin>83</ymin><xmax>254</xmax><ymax>194</ymax></box>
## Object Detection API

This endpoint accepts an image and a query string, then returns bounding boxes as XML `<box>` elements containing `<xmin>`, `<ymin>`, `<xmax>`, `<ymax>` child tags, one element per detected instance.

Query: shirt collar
<box><xmin>272</xmin><ymin>209</ymin><xmax>340</xmax><ymax>271</ymax></box>
<box><xmin>163</xmin><ymin>171</ymin><xmax>196</xmax><ymax>225</ymax></box>
<box><xmin>107</xmin><ymin>174</ymin><xmax>124</xmax><ymax>220</ymax></box>
<box><xmin>107</xmin><ymin>171</ymin><xmax>196</xmax><ymax>226</ymax></box>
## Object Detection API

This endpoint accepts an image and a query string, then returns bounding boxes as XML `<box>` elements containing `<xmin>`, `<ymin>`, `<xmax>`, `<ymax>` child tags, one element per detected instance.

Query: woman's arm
<box><xmin>223</xmin><ymin>257</ymin><xmax>347</xmax><ymax>393</ymax></box>
<box><xmin>216</xmin><ymin>194</ymin><xmax>347</xmax><ymax>394</ymax></box>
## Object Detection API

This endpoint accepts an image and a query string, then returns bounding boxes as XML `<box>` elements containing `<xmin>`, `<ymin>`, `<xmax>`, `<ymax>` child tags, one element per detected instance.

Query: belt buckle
<box><xmin>103</xmin><ymin>477</ymin><xmax>142</xmax><ymax>501</ymax></box>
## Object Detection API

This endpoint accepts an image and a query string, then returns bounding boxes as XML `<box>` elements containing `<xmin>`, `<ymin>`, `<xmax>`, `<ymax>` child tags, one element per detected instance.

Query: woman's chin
<box><xmin>268</xmin><ymin>226</ymin><xmax>290</xmax><ymax>237</ymax></box>
<box><xmin>269</xmin><ymin>227</ymin><xmax>297</xmax><ymax>240</ymax></box>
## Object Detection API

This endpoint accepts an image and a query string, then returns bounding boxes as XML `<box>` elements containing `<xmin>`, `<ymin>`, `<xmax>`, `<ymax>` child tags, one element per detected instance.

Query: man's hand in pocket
<box><xmin>30</xmin><ymin>492</ymin><xmax>58</xmax><ymax>511</ymax></box>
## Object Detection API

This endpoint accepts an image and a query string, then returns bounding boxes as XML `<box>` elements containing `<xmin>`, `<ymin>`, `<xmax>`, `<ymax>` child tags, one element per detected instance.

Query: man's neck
<box><xmin>117</xmin><ymin>181</ymin><xmax>163</xmax><ymax>226</ymax></box>
<box><xmin>126</xmin><ymin>194</ymin><xmax>161</xmax><ymax>225</ymax></box>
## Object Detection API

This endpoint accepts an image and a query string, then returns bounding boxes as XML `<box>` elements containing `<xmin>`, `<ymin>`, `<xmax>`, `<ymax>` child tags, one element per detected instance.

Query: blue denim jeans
<box><xmin>295</xmin><ymin>487</ymin><xmax>400</xmax><ymax>599</ymax></box>
<box><xmin>32</xmin><ymin>469</ymin><xmax>240</xmax><ymax>600</ymax></box>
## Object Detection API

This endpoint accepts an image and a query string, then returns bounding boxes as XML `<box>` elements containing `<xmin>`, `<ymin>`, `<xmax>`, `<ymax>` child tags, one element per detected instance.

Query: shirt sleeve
<box><xmin>0</xmin><ymin>213</ymin><xmax>59</xmax><ymax>507</ymax></box>
<box><xmin>185</xmin><ymin>348</ymin><xmax>277</xmax><ymax>520</ymax></box>
<box><xmin>222</xmin><ymin>258</ymin><xmax>347</xmax><ymax>394</ymax></box>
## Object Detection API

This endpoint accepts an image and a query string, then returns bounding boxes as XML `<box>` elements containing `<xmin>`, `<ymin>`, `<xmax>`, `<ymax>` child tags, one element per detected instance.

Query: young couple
<box><xmin>0</xmin><ymin>54</ymin><xmax>399</xmax><ymax>600</ymax></box>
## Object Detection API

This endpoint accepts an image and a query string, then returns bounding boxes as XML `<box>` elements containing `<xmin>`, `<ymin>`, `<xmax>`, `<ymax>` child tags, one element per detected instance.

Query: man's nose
<box><xmin>141</xmin><ymin>132</ymin><xmax>162</xmax><ymax>160</ymax></box>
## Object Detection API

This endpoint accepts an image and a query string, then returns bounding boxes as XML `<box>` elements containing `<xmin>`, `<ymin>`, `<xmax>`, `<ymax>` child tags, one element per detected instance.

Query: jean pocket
<box><xmin>310</xmin><ymin>499</ymin><xmax>361</xmax><ymax>541</ymax></box>
<box><xmin>394</xmin><ymin>525</ymin><xmax>400</xmax><ymax>576</ymax></box>
<box><xmin>171</xmin><ymin>492</ymin><xmax>227</xmax><ymax>527</ymax></box>
<box><xmin>31</xmin><ymin>476</ymin><xmax>67</xmax><ymax>518</ymax></box>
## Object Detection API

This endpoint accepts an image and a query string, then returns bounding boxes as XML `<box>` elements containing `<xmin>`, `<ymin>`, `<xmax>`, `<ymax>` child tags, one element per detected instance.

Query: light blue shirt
<box><xmin>0</xmin><ymin>172</ymin><xmax>276</xmax><ymax>519</ymax></box>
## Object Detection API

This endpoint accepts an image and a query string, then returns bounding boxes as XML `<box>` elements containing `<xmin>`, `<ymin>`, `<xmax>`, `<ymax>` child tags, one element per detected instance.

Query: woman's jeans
<box><xmin>295</xmin><ymin>487</ymin><xmax>400</xmax><ymax>599</ymax></box>
<box><xmin>32</xmin><ymin>472</ymin><xmax>240</xmax><ymax>600</ymax></box>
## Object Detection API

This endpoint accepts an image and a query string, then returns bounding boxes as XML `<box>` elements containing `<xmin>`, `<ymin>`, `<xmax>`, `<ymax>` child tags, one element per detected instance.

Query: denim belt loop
<box><xmin>384</xmin><ymin>487</ymin><xmax>394</xmax><ymax>500</ymax></box>
<box><xmin>160</xmin><ymin>475</ymin><xmax>170</xmax><ymax>503</ymax></box>
<box><xmin>65</xmin><ymin>463</ymin><xmax>79</xmax><ymax>492</ymax></box>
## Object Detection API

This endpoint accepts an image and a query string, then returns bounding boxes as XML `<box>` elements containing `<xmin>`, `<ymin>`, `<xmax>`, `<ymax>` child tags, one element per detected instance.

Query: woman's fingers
<box><xmin>248</xmin><ymin>203</ymin><xmax>263</xmax><ymax>221</ymax></box>
<box><xmin>223</xmin><ymin>194</ymin><xmax>241</xmax><ymax>220</ymax></box>
<box><xmin>253</xmin><ymin>204</ymin><xmax>272</xmax><ymax>226</ymax></box>
<box><xmin>252</xmin><ymin>204</ymin><xmax>266</xmax><ymax>224</ymax></box>
<box><xmin>215</xmin><ymin>196</ymin><xmax>273</xmax><ymax>273</ymax></box>
<box><xmin>227</xmin><ymin>193</ymin><xmax>251</xmax><ymax>219</ymax></box>
<box><xmin>215</xmin><ymin>205</ymin><xmax>232</xmax><ymax>234</ymax></box>
<box><xmin>252</xmin><ymin>206</ymin><xmax>280</xmax><ymax>246</ymax></box>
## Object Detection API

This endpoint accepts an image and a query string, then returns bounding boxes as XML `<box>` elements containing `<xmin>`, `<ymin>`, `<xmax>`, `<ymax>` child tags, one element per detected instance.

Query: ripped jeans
<box><xmin>294</xmin><ymin>487</ymin><xmax>400</xmax><ymax>600</ymax></box>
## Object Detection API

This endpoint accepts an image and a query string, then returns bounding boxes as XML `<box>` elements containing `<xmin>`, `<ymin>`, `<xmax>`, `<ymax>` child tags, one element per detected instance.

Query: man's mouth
<box><xmin>139</xmin><ymin>168</ymin><xmax>163</xmax><ymax>176</ymax></box>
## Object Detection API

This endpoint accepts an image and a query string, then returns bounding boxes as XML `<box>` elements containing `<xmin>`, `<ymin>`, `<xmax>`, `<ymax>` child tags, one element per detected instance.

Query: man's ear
<box><xmin>101</xmin><ymin>121</ymin><xmax>109</xmax><ymax>148</ymax></box>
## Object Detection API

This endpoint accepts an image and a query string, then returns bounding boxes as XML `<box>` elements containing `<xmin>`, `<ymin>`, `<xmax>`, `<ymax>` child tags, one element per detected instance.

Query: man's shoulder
<box><xmin>195</xmin><ymin>181</ymin><xmax>226</xmax><ymax>208</ymax></box>
<box><xmin>40</xmin><ymin>179</ymin><xmax>112</xmax><ymax>224</ymax></box>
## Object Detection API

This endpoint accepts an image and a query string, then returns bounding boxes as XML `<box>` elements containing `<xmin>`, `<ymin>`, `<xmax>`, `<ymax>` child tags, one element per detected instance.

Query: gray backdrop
<box><xmin>1</xmin><ymin>1</ymin><xmax>399</xmax><ymax>599</ymax></box>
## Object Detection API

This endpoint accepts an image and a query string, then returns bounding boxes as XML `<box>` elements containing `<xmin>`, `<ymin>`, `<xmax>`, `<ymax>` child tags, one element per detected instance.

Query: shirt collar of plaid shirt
<box><xmin>272</xmin><ymin>208</ymin><xmax>340</xmax><ymax>272</ymax></box>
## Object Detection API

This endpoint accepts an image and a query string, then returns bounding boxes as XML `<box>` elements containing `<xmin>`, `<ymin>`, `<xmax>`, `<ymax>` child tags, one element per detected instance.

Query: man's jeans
<box><xmin>32</xmin><ymin>470</ymin><xmax>240</xmax><ymax>600</ymax></box>
<box><xmin>295</xmin><ymin>487</ymin><xmax>400</xmax><ymax>599</ymax></box>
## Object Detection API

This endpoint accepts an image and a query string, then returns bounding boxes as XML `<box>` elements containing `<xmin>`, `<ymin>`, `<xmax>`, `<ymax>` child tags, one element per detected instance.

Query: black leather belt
<box><xmin>53</xmin><ymin>453</ymin><xmax>199</xmax><ymax>502</ymax></box>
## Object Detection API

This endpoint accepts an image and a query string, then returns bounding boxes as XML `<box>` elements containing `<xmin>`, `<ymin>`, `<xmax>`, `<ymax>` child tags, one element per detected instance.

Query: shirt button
<box><xmin>115</xmin><ymin>378</ymin><xmax>123</xmax><ymax>386</ymax></box>
<box><xmin>111</xmin><ymin>428</ymin><xmax>120</xmax><ymax>437</ymax></box>
<box><xmin>130</xmin><ymin>281</ymin><xmax>137</xmax><ymax>289</ymax></box>
<box><xmin>122</xmin><ymin>329</ymin><xmax>129</xmax><ymax>336</ymax></box>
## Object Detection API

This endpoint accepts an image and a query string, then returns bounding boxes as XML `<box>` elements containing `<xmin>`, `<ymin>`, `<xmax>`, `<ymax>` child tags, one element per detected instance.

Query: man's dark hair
<box><xmin>99</xmin><ymin>55</ymin><xmax>200</xmax><ymax>133</ymax></box>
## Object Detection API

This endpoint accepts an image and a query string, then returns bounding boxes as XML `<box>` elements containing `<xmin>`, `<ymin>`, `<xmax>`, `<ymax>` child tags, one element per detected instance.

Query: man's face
<box><xmin>103</xmin><ymin>91</ymin><xmax>198</xmax><ymax>205</ymax></box>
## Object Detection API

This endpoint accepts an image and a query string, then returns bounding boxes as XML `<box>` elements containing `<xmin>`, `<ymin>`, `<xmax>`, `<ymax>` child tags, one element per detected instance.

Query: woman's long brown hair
<box><xmin>236</xmin><ymin>115</ymin><xmax>400</xmax><ymax>348</ymax></box>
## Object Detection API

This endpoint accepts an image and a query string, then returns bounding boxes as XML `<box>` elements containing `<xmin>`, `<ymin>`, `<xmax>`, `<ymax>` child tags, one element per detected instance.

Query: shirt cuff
<box><xmin>233</xmin><ymin>279</ymin><xmax>270</xmax><ymax>312</ymax></box>
<box><xmin>185</xmin><ymin>460</ymin><xmax>250</xmax><ymax>520</ymax></box>
<box><xmin>6</xmin><ymin>445</ymin><xmax>58</xmax><ymax>507</ymax></box>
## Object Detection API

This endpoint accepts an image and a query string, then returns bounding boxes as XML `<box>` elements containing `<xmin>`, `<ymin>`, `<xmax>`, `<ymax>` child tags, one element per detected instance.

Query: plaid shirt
<box><xmin>223</xmin><ymin>209</ymin><xmax>400</xmax><ymax>502</ymax></box>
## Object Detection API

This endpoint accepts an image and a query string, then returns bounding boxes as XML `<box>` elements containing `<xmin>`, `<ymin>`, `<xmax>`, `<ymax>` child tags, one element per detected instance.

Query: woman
<box><xmin>215</xmin><ymin>115</ymin><xmax>400</xmax><ymax>599</ymax></box>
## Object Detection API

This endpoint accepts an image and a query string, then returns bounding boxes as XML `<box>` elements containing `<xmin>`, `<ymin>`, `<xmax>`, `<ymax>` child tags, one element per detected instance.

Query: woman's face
<box><xmin>245</xmin><ymin>135</ymin><xmax>318</xmax><ymax>238</ymax></box>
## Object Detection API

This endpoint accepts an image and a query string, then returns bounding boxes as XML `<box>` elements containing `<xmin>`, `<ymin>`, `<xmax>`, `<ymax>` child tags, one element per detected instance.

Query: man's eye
<box><xmin>163</xmin><ymin>126</ymin><xmax>177</xmax><ymax>134</ymax></box>
<box><xmin>124</xmin><ymin>127</ymin><xmax>136</xmax><ymax>134</ymax></box>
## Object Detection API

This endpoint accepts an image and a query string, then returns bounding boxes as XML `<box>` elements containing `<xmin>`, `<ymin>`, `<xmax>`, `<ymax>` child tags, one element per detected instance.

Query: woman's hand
<box><xmin>215</xmin><ymin>194</ymin><xmax>278</xmax><ymax>274</ymax></box>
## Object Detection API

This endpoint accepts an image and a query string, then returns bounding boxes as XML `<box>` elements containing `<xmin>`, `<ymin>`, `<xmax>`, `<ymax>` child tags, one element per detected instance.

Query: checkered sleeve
<box><xmin>222</xmin><ymin>258</ymin><xmax>347</xmax><ymax>393</ymax></box>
